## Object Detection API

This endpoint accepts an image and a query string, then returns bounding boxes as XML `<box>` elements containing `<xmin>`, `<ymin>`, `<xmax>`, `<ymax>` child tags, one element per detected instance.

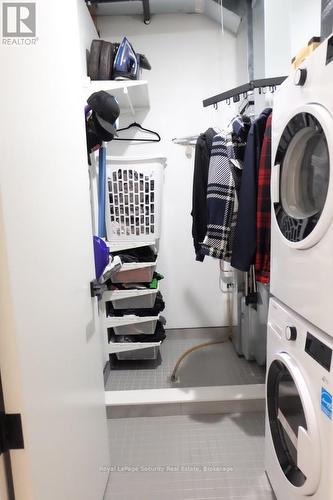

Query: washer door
<box><xmin>267</xmin><ymin>352</ymin><xmax>321</xmax><ymax>495</ymax></box>
<box><xmin>272</xmin><ymin>104</ymin><xmax>333</xmax><ymax>248</ymax></box>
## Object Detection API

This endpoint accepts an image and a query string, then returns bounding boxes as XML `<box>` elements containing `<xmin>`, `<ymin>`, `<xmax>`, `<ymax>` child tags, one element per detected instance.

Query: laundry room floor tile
<box><xmin>104</xmin><ymin>412</ymin><xmax>275</xmax><ymax>500</ymax></box>
<box><xmin>106</xmin><ymin>328</ymin><xmax>266</xmax><ymax>391</ymax></box>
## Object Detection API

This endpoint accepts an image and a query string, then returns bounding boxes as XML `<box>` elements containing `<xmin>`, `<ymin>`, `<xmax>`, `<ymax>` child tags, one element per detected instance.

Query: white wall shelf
<box><xmin>85</xmin><ymin>78</ymin><xmax>150</xmax><ymax>116</ymax></box>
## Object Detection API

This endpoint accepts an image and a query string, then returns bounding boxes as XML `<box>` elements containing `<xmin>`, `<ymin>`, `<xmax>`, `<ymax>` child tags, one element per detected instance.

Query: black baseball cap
<box><xmin>87</xmin><ymin>91</ymin><xmax>120</xmax><ymax>136</ymax></box>
<box><xmin>91</xmin><ymin>112</ymin><xmax>114</xmax><ymax>142</ymax></box>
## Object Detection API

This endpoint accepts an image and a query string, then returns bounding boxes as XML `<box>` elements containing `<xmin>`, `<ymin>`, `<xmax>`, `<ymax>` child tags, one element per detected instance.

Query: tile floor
<box><xmin>106</xmin><ymin>328</ymin><xmax>266</xmax><ymax>391</ymax></box>
<box><xmin>104</xmin><ymin>412</ymin><xmax>275</xmax><ymax>500</ymax></box>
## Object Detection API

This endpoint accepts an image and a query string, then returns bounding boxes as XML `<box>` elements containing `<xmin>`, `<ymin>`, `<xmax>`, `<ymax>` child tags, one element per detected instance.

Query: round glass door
<box><xmin>274</xmin><ymin>112</ymin><xmax>330</xmax><ymax>242</ymax></box>
<box><xmin>267</xmin><ymin>358</ymin><xmax>315</xmax><ymax>489</ymax></box>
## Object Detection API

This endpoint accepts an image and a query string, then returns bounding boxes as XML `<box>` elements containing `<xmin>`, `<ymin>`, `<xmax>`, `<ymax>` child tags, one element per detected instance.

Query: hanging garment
<box><xmin>231</xmin><ymin>108</ymin><xmax>272</xmax><ymax>272</ymax></box>
<box><xmin>191</xmin><ymin>128</ymin><xmax>218</xmax><ymax>261</ymax></box>
<box><xmin>201</xmin><ymin>117</ymin><xmax>251</xmax><ymax>261</ymax></box>
<box><xmin>255</xmin><ymin>113</ymin><xmax>272</xmax><ymax>284</ymax></box>
<box><xmin>229</xmin><ymin>115</ymin><xmax>252</xmax><ymax>198</ymax></box>
<box><xmin>245</xmin><ymin>265</ymin><xmax>258</xmax><ymax>305</ymax></box>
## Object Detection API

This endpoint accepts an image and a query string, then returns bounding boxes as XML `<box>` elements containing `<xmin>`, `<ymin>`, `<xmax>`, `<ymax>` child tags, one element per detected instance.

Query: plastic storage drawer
<box><xmin>107</xmin><ymin>316</ymin><xmax>159</xmax><ymax>336</ymax></box>
<box><xmin>111</xmin><ymin>262</ymin><xmax>156</xmax><ymax>283</ymax></box>
<box><xmin>116</xmin><ymin>346</ymin><xmax>160</xmax><ymax>361</ymax></box>
<box><xmin>107</xmin><ymin>288</ymin><xmax>158</xmax><ymax>310</ymax></box>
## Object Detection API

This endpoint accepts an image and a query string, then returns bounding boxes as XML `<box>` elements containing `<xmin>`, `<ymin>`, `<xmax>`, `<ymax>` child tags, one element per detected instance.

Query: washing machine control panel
<box><xmin>293</xmin><ymin>68</ymin><xmax>307</xmax><ymax>86</ymax></box>
<box><xmin>285</xmin><ymin>326</ymin><xmax>297</xmax><ymax>341</ymax></box>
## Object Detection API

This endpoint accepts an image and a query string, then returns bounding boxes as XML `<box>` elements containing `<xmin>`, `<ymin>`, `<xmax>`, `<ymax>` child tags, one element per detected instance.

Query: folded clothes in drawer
<box><xmin>110</xmin><ymin>245</ymin><xmax>157</xmax><ymax>263</ymax></box>
<box><xmin>106</xmin><ymin>315</ymin><xmax>159</xmax><ymax>335</ymax></box>
<box><xmin>111</xmin><ymin>262</ymin><xmax>156</xmax><ymax>283</ymax></box>
<box><xmin>106</xmin><ymin>291</ymin><xmax>165</xmax><ymax>317</ymax></box>
<box><xmin>107</xmin><ymin>271</ymin><xmax>164</xmax><ymax>290</ymax></box>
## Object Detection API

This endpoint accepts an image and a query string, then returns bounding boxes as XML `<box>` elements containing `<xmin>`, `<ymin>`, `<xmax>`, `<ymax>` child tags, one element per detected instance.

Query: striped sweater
<box><xmin>201</xmin><ymin>116</ymin><xmax>251</xmax><ymax>261</ymax></box>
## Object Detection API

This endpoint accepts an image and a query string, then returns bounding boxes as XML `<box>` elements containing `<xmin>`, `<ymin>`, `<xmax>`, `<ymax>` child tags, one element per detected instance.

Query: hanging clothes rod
<box><xmin>172</xmin><ymin>135</ymin><xmax>199</xmax><ymax>145</ymax></box>
<box><xmin>202</xmin><ymin>76</ymin><xmax>287</xmax><ymax>108</ymax></box>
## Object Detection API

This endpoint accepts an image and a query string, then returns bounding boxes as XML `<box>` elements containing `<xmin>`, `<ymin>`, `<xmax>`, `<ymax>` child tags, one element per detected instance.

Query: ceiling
<box><xmin>91</xmin><ymin>0</ymin><xmax>242</xmax><ymax>34</ymax></box>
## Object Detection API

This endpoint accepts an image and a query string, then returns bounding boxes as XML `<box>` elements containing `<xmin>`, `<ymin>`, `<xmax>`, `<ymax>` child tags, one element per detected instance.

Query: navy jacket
<box><xmin>191</xmin><ymin>128</ymin><xmax>217</xmax><ymax>261</ymax></box>
<box><xmin>231</xmin><ymin>108</ymin><xmax>272</xmax><ymax>272</ymax></box>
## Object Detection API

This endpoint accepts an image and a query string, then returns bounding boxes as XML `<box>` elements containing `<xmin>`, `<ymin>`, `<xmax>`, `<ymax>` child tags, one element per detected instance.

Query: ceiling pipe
<box><xmin>142</xmin><ymin>0</ymin><xmax>151</xmax><ymax>23</ymax></box>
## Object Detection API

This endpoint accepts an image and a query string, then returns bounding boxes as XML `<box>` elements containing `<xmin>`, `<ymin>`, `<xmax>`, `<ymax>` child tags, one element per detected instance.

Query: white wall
<box><xmin>236</xmin><ymin>12</ymin><xmax>249</xmax><ymax>84</ymax></box>
<box><xmin>288</xmin><ymin>0</ymin><xmax>321</xmax><ymax>56</ymax></box>
<box><xmin>265</xmin><ymin>0</ymin><xmax>321</xmax><ymax>77</ymax></box>
<box><xmin>252</xmin><ymin>0</ymin><xmax>265</xmax><ymax>79</ymax></box>
<box><xmin>0</xmin><ymin>1</ymin><xmax>110</xmax><ymax>499</ymax></box>
<box><xmin>98</xmin><ymin>14</ymin><xmax>238</xmax><ymax>329</ymax></box>
<box><xmin>264</xmin><ymin>0</ymin><xmax>291</xmax><ymax>77</ymax></box>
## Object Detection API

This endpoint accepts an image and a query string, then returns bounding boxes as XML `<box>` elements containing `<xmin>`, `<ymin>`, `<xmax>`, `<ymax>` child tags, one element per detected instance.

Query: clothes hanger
<box><xmin>113</xmin><ymin>122</ymin><xmax>161</xmax><ymax>142</ymax></box>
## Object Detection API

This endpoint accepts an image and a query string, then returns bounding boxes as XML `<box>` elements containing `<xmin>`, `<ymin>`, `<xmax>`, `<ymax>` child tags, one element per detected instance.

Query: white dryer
<box><xmin>271</xmin><ymin>34</ymin><xmax>333</xmax><ymax>336</ymax></box>
<box><xmin>266</xmin><ymin>297</ymin><xmax>333</xmax><ymax>500</ymax></box>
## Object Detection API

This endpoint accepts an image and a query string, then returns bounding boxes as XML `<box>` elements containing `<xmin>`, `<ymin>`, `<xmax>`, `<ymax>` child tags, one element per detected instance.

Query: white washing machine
<box><xmin>266</xmin><ymin>297</ymin><xmax>333</xmax><ymax>499</ymax></box>
<box><xmin>271</xmin><ymin>34</ymin><xmax>333</xmax><ymax>336</ymax></box>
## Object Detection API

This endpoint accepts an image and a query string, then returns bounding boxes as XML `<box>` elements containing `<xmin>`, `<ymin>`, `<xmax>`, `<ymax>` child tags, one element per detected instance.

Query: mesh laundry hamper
<box><xmin>105</xmin><ymin>156</ymin><xmax>166</xmax><ymax>243</ymax></box>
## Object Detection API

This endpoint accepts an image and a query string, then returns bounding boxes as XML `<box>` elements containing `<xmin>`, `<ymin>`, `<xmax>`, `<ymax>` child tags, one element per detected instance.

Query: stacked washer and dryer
<box><xmin>265</xmin><ymin>35</ymin><xmax>333</xmax><ymax>499</ymax></box>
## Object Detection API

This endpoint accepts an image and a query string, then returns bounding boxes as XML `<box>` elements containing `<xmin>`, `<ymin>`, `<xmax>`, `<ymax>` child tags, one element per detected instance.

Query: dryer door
<box><xmin>266</xmin><ymin>352</ymin><xmax>321</xmax><ymax>495</ymax></box>
<box><xmin>272</xmin><ymin>104</ymin><xmax>333</xmax><ymax>248</ymax></box>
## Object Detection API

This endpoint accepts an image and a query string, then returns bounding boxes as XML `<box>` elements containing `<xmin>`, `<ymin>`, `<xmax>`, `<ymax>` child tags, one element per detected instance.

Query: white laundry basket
<box><xmin>105</xmin><ymin>156</ymin><xmax>166</xmax><ymax>243</ymax></box>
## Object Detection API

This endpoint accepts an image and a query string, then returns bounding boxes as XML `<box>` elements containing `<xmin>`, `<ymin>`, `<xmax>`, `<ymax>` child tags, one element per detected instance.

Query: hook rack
<box><xmin>202</xmin><ymin>76</ymin><xmax>287</xmax><ymax>108</ymax></box>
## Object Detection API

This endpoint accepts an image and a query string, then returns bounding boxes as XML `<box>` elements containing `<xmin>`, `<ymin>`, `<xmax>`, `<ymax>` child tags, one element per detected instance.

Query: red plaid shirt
<box><xmin>255</xmin><ymin>114</ymin><xmax>272</xmax><ymax>283</ymax></box>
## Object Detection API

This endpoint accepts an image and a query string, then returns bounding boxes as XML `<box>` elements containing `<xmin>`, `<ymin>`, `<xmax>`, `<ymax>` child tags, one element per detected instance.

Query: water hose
<box><xmin>170</xmin><ymin>339</ymin><xmax>230</xmax><ymax>382</ymax></box>
<box><xmin>170</xmin><ymin>263</ymin><xmax>234</xmax><ymax>383</ymax></box>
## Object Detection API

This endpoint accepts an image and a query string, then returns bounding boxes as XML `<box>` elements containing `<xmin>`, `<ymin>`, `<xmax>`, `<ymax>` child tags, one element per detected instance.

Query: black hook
<box><xmin>213</xmin><ymin>102</ymin><xmax>218</xmax><ymax>110</ymax></box>
<box><xmin>226</xmin><ymin>98</ymin><xmax>231</xmax><ymax>105</ymax></box>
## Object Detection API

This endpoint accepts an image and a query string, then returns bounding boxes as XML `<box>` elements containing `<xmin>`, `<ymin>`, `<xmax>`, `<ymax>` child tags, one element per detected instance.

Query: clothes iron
<box><xmin>113</xmin><ymin>37</ymin><xmax>140</xmax><ymax>80</ymax></box>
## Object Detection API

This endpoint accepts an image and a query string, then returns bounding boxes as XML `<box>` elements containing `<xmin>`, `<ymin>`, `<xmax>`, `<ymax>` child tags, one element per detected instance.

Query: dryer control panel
<box><xmin>305</xmin><ymin>332</ymin><xmax>332</xmax><ymax>371</ymax></box>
